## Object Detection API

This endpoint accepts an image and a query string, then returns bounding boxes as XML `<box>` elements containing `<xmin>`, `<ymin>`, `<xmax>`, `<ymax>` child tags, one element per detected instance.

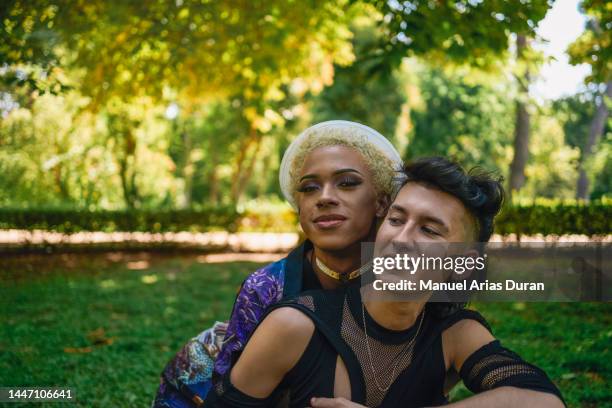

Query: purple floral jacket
<box><xmin>152</xmin><ymin>242</ymin><xmax>309</xmax><ymax>408</ymax></box>
<box><xmin>214</xmin><ymin>257</ymin><xmax>289</xmax><ymax>376</ymax></box>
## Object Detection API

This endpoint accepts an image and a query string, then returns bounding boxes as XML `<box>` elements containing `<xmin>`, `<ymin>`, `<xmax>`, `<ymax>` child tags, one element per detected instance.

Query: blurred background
<box><xmin>0</xmin><ymin>0</ymin><xmax>610</xmax><ymax>214</ymax></box>
<box><xmin>0</xmin><ymin>0</ymin><xmax>610</xmax><ymax>406</ymax></box>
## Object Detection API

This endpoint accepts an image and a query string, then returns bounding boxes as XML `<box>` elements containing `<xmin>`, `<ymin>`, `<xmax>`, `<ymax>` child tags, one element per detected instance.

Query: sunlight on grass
<box><xmin>141</xmin><ymin>274</ymin><xmax>158</xmax><ymax>284</ymax></box>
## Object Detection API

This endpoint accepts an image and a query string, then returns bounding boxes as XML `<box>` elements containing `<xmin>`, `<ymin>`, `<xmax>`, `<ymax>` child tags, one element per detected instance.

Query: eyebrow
<box><xmin>299</xmin><ymin>168</ymin><xmax>362</xmax><ymax>183</ymax></box>
<box><xmin>389</xmin><ymin>204</ymin><xmax>450</xmax><ymax>232</ymax></box>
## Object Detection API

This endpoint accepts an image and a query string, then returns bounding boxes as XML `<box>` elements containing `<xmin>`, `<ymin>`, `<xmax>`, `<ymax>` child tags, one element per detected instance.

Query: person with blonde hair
<box><xmin>153</xmin><ymin>120</ymin><xmax>403</xmax><ymax>407</ymax></box>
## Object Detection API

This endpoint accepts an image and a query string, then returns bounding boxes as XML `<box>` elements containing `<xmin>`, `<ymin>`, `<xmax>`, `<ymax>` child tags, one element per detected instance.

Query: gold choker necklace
<box><xmin>314</xmin><ymin>256</ymin><xmax>369</xmax><ymax>282</ymax></box>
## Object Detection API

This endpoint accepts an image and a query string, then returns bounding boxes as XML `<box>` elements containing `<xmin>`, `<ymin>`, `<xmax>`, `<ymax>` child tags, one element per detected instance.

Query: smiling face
<box><xmin>374</xmin><ymin>181</ymin><xmax>476</xmax><ymax>257</ymax></box>
<box><xmin>371</xmin><ymin>182</ymin><xmax>478</xmax><ymax>292</ymax></box>
<box><xmin>296</xmin><ymin>145</ymin><xmax>385</xmax><ymax>252</ymax></box>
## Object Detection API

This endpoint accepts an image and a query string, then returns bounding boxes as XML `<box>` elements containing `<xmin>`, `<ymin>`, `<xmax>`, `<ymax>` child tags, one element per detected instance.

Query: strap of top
<box><xmin>266</xmin><ymin>288</ymin><xmax>367</xmax><ymax>404</ymax></box>
<box><xmin>281</xmin><ymin>240</ymin><xmax>310</xmax><ymax>298</ymax></box>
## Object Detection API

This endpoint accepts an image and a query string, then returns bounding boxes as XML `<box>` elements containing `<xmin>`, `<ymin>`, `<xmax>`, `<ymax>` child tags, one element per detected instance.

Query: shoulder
<box><xmin>441</xmin><ymin>310</ymin><xmax>495</xmax><ymax>372</ymax></box>
<box><xmin>237</xmin><ymin>259</ymin><xmax>287</xmax><ymax>300</ymax></box>
<box><xmin>261</xmin><ymin>306</ymin><xmax>315</xmax><ymax>339</ymax></box>
<box><xmin>229</xmin><ymin>307</ymin><xmax>315</xmax><ymax>398</ymax></box>
<box><xmin>245</xmin><ymin>258</ymin><xmax>287</xmax><ymax>285</ymax></box>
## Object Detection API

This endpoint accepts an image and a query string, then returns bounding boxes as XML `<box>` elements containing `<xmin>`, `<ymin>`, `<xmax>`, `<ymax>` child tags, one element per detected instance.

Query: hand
<box><xmin>309</xmin><ymin>397</ymin><xmax>368</xmax><ymax>408</ymax></box>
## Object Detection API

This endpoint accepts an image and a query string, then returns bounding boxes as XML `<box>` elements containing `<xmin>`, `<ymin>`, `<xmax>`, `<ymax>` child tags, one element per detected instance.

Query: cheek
<box><xmin>373</xmin><ymin>225</ymin><xmax>393</xmax><ymax>253</ymax></box>
<box><xmin>298</xmin><ymin>206</ymin><xmax>311</xmax><ymax>231</ymax></box>
<box><xmin>376</xmin><ymin>220</ymin><xmax>395</xmax><ymax>241</ymax></box>
<box><xmin>346</xmin><ymin>186</ymin><xmax>378</xmax><ymax>212</ymax></box>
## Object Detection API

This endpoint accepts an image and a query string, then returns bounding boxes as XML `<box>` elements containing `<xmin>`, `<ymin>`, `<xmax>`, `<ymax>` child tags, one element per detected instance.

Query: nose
<box><xmin>391</xmin><ymin>222</ymin><xmax>418</xmax><ymax>253</ymax></box>
<box><xmin>316</xmin><ymin>182</ymin><xmax>339</xmax><ymax>208</ymax></box>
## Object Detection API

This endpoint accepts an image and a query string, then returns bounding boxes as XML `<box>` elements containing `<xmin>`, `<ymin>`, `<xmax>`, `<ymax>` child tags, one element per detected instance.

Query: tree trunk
<box><xmin>231</xmin><ymin>126</ymin><xmax>257</xmax><ymax>201</ymax></box>
<box><xmin>508</xmin><ymin>34</ymin><xmax>531</xmax><ymax>200</ymax></box>
<box><xmin>208</xmin><ymin>165</ymin><xmax>219</xmax><ymax>205</ymax></box>
<box><xmin>576</xmin><ymin>80</ymin><xmax>612</xmax><ymax>200</ymax></box>
<box><xmin>207</xmin><ymin>133</ymin><xmax>219</xmax><ymax>205</ymax></box>
<box><xmin>179</xmin><ymin>129</ymin><xmax>193</xmax><ymax>208</ymax></box>
<box><xmin>117</xmin><ymin>128</ymin><xmax>139</xmax><ymax>209</ymax></box>
<box><xmin>234</xmin><ymin>135</ymin><xmax>263</xmax><ymax>202</ymax></box>
<box><xmin>118</xmin><ymin>155</ymin><xmax>132</xmax><ymax>208</ymax></box>
<box><xmin>53</xmin><ymin>163</ymin><xmax>70</xmax><ymax>201</ymax></box>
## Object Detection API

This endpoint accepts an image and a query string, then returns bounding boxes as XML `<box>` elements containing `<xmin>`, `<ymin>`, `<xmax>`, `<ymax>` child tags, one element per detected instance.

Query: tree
<box><xmin>369</xmin><ymin>0</ymin><xmax>551</xmax><ymax>70</ymax></box>
<box><xmin>567</xmin><ymin>0</ymin><xmax>611</xmax><ymax>200</ymax></box>
<box><xmin>508</xmin><ymin>34</ymin><xmax>532</xmax><ymax>198</ymax></box>
<box><xmin>311</xmin><ymin>7</ymin><xmax>406</xmax><ymax>141</ymax></box>
<box><xmin>554</xmin><ymin>92</ymin><xmax>611</xmax><ymax>200</ymax></box>
<box><xmin>1</xmin><ymin>0</ymin><xmax>357</xmax><ymax>207</ymax></box>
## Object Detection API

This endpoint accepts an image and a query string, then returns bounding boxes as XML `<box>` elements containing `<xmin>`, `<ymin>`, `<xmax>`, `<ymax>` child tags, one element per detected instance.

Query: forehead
<box><xmin>300</xmin><ymin>145</ymin><xmax>369</xmax><ymax>175</ymax></box>
<box><xmin>392</xmin><ymin>182</ymin><xmax>471</xmax><ymax>230</ymax></box>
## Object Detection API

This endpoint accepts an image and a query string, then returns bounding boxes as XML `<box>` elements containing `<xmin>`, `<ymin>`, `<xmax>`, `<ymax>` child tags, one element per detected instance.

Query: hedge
<box><xmin>495</xmin><ymin>202</ymin><xmax>611</xmax><ymax>237</ymax></box>
<box><xmin>0</xmin><ymin>202</ymin><xmax>610</xmax><ymax>236</ymax></box>
<box><xmin>0</xmin><ymin>206</ymin><xmax>240</xmax><ymax>233</ymax></box>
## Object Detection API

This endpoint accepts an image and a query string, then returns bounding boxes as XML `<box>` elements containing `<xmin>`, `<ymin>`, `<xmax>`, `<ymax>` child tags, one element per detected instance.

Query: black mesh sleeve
<box><xmin>459</xmin><ymin>340</ymin><xmax>565</xmax><ymax>405</ymax></box>
<box><xmin>205</xmin><ymin>375</ymin><xmax>276</xmax><ymax>408</ymax></box>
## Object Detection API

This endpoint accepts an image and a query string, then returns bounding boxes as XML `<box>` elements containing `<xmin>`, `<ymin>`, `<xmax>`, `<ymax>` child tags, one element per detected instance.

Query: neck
<box><xmin>310</xmin><ymin>224</ymin><xmax>378</xmax><ymax>289</ymax></box>
<box><xmin>311</xmin><ymin>241</ymin><xmax>363</xmax><ymax>290</ymax></box>
<box><xmin>364</xmin><ymin>299</ymin><xmax>427</xmax><ymax>331</ymax></box>
<box><xmin>314</xmin><ymin>244</ymin><xmax>362</xmax><ymax>275</ymax></box>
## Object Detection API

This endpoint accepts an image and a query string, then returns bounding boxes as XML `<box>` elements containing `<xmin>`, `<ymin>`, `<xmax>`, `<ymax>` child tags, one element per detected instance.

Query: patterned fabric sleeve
<box><xmin>213</xmin><ymin>260</ymin><xmax>286</xmax><ymax>377</ymax></box>
<box><xmin>152</xmin><ymin>260</ymin><xmax>286</xmax><ymax>408</ymax></box>
<box><xmin>459</xmin><ymin>340</ymin><xmax>565</xmax><ymax>405</ymax></box>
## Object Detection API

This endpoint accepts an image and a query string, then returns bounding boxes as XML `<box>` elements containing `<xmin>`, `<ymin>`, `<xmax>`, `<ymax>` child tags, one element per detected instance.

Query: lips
<box><xmin>313</xmin><ymin>214</ymin><xmax>347</xmax><ymax>229</ymax></box>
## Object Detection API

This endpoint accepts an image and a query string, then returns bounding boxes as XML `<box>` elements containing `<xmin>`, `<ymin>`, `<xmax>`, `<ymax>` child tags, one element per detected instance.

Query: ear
<box><xmin>460</xmin><ymin>248</ymin><xmax>480</xmax><ymax>280</ymax></box>
<box><xmin>376</xmin><ymin>194</ymin><xmax>390</xmax><ymax>218</ymax></box>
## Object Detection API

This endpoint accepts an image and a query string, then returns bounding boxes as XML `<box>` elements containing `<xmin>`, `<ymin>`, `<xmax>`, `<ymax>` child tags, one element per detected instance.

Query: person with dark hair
<box><xmin>206</xmin><ymin>157</ymin><xmax>565</xmax><ymax>408</ymax></box>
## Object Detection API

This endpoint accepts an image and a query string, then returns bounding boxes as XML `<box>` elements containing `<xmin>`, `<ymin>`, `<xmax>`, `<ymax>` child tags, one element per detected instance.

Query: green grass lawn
<box><xmin>1</xmin><ymin>253</ymin><xmax>610</xmax><ymax>407</ymax></box>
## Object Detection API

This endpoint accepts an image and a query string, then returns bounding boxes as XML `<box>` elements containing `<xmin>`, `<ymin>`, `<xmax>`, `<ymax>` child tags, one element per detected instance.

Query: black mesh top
<box><xmin>210</xmin><ymin>283</ymin><xmax>564</xmax><ymax>407</ymax></box>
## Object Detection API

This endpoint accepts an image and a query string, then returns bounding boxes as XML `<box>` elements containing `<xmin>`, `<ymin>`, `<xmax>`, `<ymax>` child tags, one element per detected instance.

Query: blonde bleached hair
<box><xmin>288</xmin><ymin>127</ymin><xmax>398</xmax><ymax>207</ymax></box>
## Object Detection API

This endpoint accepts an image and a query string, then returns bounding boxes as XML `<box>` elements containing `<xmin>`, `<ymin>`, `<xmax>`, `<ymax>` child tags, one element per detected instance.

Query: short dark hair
<box><xmin>399</xmin><ymin>156</ymin><xmax>505</xmax><ymax>242</ymax></box>
<box><xmin>398</xmin><ymin>157</ymin><xmax>505</xmax><ymax>318</ymax></box>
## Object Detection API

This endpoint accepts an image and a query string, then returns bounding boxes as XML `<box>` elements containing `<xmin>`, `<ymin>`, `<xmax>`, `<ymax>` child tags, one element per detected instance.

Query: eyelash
<box><xmin>296</xmin><ymin>185</ymin><xmax>317</xmax><ymax>193</ymax></box>
<box><xmin>388</xmin><ymin>217</ymin><xmax>402</xmax><ymax>225</ymax></box>
<box><xmin>422</xmin><ymin>226</ymin><xmax>440</xmax><ymax>236</ymax></box>
<box><xmin>338</xmin><ymin>177</ymin><xmax>362</xmax><ymax>187</ymax></box>
<box><xmin>296</xmin><ymin>178</ymin><xmax>362</xmax><ymax>193</ymax></box>
<box><xmin>388</xmin><ymin>219</ymin><xmax>440</xmax><ymax>236</ymax></box>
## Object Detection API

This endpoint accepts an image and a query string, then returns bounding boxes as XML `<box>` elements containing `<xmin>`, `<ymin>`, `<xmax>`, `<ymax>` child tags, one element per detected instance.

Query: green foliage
<box><xmin>1</xmin><ymin>0</ymin><xmax>606</xmax><ymax>212</ymax></box>
<box><xmin>521</xmin><ymin>114</ymin><xmax>581</xmax><ymax>199</ymax></box>
<box><xmin>589</xmin><ymin>136</ymin><xmax>612</xmax><ymax>200</ymax></box>
<box><xmin>496</xmin><ymin>201</ymin><xmax>612</xmax><ymax>237</ymax></box>
<box><xmin>0</xmin><ymin>206</ymin><xmax>240</xmax><ymax>233</ymax></box>
<box><xmin>567</xmin><ymin>0</ymin><xmax>611</xmax><ymax>83</ymax></box>
<box><xmin>407</xmin><ymin>66</ymin><xmax>514</xmax><ymax>172</ymax></box>
<box><xmin>0</xmin><ymin>92</ymin><xmax>176</xmax><ymax>208</ymax></box>
<box><xmin>2</xmin><ymin>0</ymin><xmax>355</xmax><ymax>111</ymax></box>
<box><xmin>553</xmin><ymin>92</ymin><xmax>612</xmax><ymax>199</ymax></box>
<box><xmin>553</xmin><ymin>92</ymin><xmax>599</xmax><ymax>150</ymax></box>
<box><xmin>311</xmin><ymin>9</ymin><xmax>407</xmax><ymax>140</ymax></box>
<box><xmin>1</xmin><ymin>201</ymin><xmax>609</xmax><ymax>237</ymax></box>
<box><xmin>374</xmin><ymin>0</ymin><xmax>551</xmax><ymax>70</ymax></box>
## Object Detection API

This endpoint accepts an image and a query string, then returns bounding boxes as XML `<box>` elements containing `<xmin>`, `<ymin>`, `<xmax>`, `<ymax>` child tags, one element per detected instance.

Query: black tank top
<box><xmin>266</xmin><ymin>283</ymin><xmax>492</xmax><ymax>408</ymax></box>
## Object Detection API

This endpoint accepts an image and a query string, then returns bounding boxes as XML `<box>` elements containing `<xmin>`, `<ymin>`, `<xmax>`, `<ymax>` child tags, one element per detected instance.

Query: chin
<box><xmin>310</xmin><ymin>234</ymin><xmax>359</xmax><ymax>252</ymax></box>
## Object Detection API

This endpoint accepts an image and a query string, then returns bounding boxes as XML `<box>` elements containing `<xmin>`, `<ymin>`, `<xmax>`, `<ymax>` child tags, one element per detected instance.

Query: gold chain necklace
<box><xmin>314</xmin><ymin>255</ymin><xmax>369</xmax><ymax>282</ymax></box>
<box><xmin>361</xmin><ymin>303</ymin><xmax>425</xmax><ymax>392</ymax></box>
